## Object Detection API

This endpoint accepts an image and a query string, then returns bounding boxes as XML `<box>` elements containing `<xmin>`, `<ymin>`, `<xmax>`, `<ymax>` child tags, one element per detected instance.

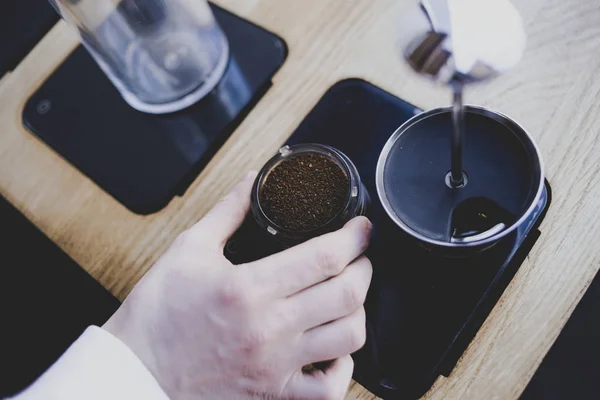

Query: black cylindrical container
<box><xmin>376</xmin><ymin>106</ymin><xmax>544</xmax><ymax>255</ymax></box>
<box><xmin>252</xmin><ymin>144</ymin><xmax>369</xmax><ymax>246</ymax></box>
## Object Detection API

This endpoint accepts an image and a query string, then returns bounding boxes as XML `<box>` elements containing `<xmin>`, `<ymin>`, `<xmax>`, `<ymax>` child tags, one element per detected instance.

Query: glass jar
<box><xmin>50</xmin><ymin>0</ymin><xmax>229</xmax><ymax>114</ymax></box>
<box><xmin>251</xmin><ymin>144</ymin><xmax>369</xmax><ymax>246</ymax></box>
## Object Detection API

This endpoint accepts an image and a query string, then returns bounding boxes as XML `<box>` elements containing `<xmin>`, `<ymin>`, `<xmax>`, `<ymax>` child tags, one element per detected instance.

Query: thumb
<box><xmin>190</xmin><ymin>171</ymin><xmax>257</xmax><ymax>247</ymax></box>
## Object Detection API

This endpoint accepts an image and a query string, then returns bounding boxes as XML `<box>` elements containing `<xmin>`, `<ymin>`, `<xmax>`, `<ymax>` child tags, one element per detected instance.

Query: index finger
<box><xmin>244</xmin><ymin>216</ymin><xmax>372</xmax><ymax>298</ymax></box>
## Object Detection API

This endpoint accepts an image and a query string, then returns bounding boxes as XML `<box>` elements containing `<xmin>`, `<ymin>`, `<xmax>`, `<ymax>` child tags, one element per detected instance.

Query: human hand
<box><xmin>103</xmin><ymin>172</ymin><xmax>373</xmax><ymax>400</ymax></box>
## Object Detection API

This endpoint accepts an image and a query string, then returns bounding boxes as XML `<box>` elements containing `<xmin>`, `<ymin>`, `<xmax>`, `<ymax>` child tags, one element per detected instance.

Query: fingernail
<box><xmin>346</xmin><ymin>216</ymin><xmax>373</xmax><ymax>243</ymax></box>
<box><xmin>364</xmin><ymin>218</ymin><xmax>373</xmax><ymax>240</ymax></box>
<box><xmin>349</xmin><ymin>216</ymin><xmax>371</xmax><ymax>230</ymax></box>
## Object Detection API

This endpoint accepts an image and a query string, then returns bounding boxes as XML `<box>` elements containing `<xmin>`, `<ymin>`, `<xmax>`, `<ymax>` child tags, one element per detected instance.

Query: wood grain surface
<box><xmin>1</xmin><ymin>0</ymin><xmax>599</xmax><ymax>398</ymax></box>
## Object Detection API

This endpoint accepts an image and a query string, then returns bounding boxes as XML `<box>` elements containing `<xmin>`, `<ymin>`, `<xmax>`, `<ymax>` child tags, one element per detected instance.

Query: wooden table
<box><xmin>1</xmin><ymin>0</ymin><xmax>599</xmax><ymax>398</ymax></box>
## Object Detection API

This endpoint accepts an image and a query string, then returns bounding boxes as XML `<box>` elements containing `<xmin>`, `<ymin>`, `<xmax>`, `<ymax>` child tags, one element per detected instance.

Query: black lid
<box><xmin>376</xmin><ymin>106</ymin><xmax>543</xmax><ymax>247</ymax></box>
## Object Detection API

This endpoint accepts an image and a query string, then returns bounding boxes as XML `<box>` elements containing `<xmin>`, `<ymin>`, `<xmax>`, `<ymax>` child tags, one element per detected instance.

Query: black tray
<box><xmin>224</xmin><ymin>79</ymin><xmax>551</xmax><ymax>399</ymax></box>
<box><xmin>23</xmin><ymin>3</ymin><xmax>287</xmax><ymax>215</ymax></box>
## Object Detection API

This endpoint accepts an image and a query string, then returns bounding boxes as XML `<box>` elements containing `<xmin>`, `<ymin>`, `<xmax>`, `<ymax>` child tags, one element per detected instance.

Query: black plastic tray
<box><xmin>23</xmin><ymin>3</ymin><xmax>287</xmax><ymax>214</ymax></box>
<box><xmin>224</xmin><ymin>79</ymin><xmax>551</xmax><ymax>399</ymax></box>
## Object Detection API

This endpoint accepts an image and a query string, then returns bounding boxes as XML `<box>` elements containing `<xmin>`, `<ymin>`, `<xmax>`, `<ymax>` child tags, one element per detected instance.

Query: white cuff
<box><xmin>11</xmin><ymin>326</ymin><xmax>169</xmax><ymax>400</ymax></box>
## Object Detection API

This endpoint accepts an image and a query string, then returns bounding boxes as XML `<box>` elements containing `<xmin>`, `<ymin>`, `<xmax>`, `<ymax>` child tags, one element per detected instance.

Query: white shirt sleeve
<box><xmin>8</xmin><ymin>326</ymin><xmax>169</xmax><ymax>400</ymax></box>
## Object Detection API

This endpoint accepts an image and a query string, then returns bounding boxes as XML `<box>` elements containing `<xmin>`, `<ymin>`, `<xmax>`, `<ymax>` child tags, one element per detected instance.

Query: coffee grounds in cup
<box><xmin>259</xmin><ymin>153</ymin><xmax>349</xmax><ymax>232</ymax></box>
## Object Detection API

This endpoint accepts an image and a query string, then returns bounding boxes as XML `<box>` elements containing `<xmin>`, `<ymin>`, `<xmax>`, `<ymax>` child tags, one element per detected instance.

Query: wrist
<box><xmin>103</xmin><ymin>298</ymin><xmax>167</xmax><ymax>395</ymax></box>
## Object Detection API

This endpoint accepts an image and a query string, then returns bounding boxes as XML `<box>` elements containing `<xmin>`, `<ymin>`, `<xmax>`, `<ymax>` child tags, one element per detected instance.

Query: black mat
<box><xmin>0</xmin><ymin>0</ymin><xmax>59</xmax><ymax>76</ymax></box>
<box><xmin>224</xmin><ymin>79</ymin><xmax>551</xmax><ymax>399</ymax></box>
<box><xmin>23</xmin><ymin>3</ymin><xmax>287</xmax><ymax>214</ymax></box>
<box><xmin>0</xmin><ymin>196</ymin><xmax>120</xmax><ymax>398</ymax></box>
<box><xmin>521</xmin><ymin>270</ymin><xmax>600</xmax><ymax>400</ymax></box>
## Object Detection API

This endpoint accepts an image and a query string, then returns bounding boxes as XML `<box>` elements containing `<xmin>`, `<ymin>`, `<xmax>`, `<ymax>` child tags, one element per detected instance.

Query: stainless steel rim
<box><xmin>376</xmin><ymin>105</ymin><xmax>545</xmax><ymax>248</ymax></box>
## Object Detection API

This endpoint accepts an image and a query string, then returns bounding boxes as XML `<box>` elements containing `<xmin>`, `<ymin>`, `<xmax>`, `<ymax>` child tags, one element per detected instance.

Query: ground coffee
<box><xmin>260</xmin><ymin>153</ymin><xmax>349</xmax><ymax>232</ymax></box>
